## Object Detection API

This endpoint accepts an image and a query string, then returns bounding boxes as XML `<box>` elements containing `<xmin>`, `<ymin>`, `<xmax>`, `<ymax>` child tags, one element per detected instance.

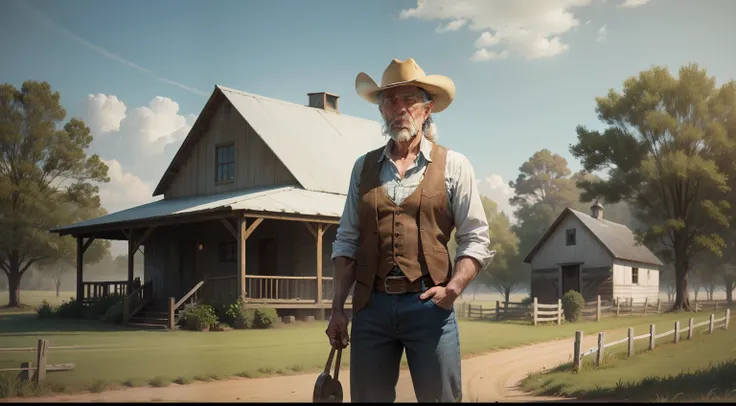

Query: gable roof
<box><xmin>153</xmin><ymin>85</ymin><xmax>388</xmax><ymax>196</ymax></box>
<box><xmin>523</xmin><ymin>207</ymin><xmax>664</xmax><ymax>267</ymax></box>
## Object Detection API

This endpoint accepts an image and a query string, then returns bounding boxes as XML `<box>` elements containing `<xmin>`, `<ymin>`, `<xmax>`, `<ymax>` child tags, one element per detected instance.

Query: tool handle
<box><xmin>323</xmin><ymin>346</ymin><xmax>336</xmax><ymax>374</ymax></box>
<box><xmin>333</xmin><ymin>347</ymin><xmax>342</xmax><ymax>381</ymax></box>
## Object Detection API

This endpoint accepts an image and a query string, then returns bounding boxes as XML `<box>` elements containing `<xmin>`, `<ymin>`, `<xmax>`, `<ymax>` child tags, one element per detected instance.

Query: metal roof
<box><xmin>50</xmin><ymin>186</ymin><xmax>347</xmax><ymax>234</ymax></box>
<box><xmin>523</xmin><ymin>207</ymin><xmax>664</xmax><ymax>267</ymax></box>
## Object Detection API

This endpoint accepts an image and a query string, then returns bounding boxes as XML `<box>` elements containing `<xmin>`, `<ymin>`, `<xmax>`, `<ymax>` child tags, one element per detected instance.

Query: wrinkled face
<box><xmin>378</xmin><ymin>86</ymin><xmax>433</xmax><ymax>143</ymax></box>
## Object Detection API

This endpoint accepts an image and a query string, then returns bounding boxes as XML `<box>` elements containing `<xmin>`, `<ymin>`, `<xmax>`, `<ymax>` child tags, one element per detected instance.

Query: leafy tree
<box><xmin>480</xmin><ymin>197</ymin><xmax>522</xmax><ymax>304</ymax></box>
<box><xmin>0</xmin><ymin>81</ymin><xmax>109</xmax><ymax>307</ymax></box>
<box><xmin>570</xmin><ymin>64</ymin><xmax>735</xmax><ymax>311</ymax></box>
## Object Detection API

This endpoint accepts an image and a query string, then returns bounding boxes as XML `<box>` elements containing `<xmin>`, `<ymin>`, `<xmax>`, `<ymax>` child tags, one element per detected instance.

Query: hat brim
<box><xmin>355</xmin><ymin>72</ymin><xmax>455</xmax><ymax>113</ymax></box>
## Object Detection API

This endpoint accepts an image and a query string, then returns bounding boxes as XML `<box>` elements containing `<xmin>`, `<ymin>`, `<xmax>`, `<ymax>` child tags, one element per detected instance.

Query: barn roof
<box><xmin>49</xmin><ymin>186</ymin><xmax>347</xmax><ymax>236</ymax></box>
<box><xmin>152</xmin><ymin>85</ymin><xmax>388</xmax><ymax>196</ymax></box>
<box><xmin>523</xmin><ymin>207</ymin><xmax>664</xmax><ymax>267</ymax></box>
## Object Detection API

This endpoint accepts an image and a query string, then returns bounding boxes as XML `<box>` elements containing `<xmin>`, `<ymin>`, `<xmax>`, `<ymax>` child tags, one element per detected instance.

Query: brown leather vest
<box><xmin>352</xmin><ymin>142</ymin><xmax>454</xmax><ymax>313</ymax></box>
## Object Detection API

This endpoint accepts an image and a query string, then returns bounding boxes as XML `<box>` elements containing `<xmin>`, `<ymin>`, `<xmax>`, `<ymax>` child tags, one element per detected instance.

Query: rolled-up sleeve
<box><xmin>331</xmin><ymin>155</ymin><xmax>366</xmax><ymax>261</ymax></box>
<box><xmin>449</xmin><ymin>155</ymin><xmax>495</xmax><ymax>270</ymax></box>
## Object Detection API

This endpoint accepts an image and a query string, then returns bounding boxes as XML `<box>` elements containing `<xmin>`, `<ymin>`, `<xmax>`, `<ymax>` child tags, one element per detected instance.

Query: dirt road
<box><xmin>15</xmin><ymin>331</ymin><xmax>608</xmax><ymax>403</ymax></box>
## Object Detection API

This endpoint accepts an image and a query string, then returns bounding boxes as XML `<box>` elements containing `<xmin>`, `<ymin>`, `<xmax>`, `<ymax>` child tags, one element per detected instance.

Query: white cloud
<box><xmin>477</xmin><ymin>173</ymin><xmax>515</xmax><ymax>220</ymax></box>
<box><xmin>618</xmin><ymin>0</ymin><xmax>650</xmax><ymax>8</ymax></box>
<box><xmin>436</xmin><ymin>19</ymin><xmax>468</xmax><ymax>33</ymax></box>
<box><xmin>400</xmin><ymin>0</ymin><xmax>595</xmax><ymax>61</ymax></box>
<box><xmin>98</xmin><ymin>159</ymin><xmax>156</xmax><ymax>214</ymax></box>
<box><xmin>83</xmin><ymin>94</ymin><xmax>127</xmax><ymax>134</ymax></box>
<box><xmin>596</xmin><ymin>24</ymin><xmax>608</xmax><ymax>42</ymax></box>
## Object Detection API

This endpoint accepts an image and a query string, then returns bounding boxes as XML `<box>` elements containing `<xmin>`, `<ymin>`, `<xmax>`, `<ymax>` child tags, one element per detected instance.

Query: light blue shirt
<box><xmin>332</xmin><ymin>135</ymin><xmax>495</xmax><ymax>270</ymax></box>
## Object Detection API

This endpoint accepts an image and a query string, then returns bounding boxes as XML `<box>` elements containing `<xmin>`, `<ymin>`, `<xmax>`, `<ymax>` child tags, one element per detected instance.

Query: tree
<box><xmin>0</xmin><ymin>81</ymin><xmax>109</xmax><ymax>307</ymax></box>
<box><xmin>570</xmin><ymin>64</ymin><xmax>735</xmax><ymax>311</ymax></box>
<box><xmin>480</xmin><ymin>197</ymin><xmax>522</xmax><ymax>304</ymax></box>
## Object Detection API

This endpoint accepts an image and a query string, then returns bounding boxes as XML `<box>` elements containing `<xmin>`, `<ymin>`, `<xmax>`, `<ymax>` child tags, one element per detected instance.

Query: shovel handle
<box><xmin>333</xmin><ymin>346</ymin><xmax>342</xmax><ymax>381</ymax></box>
<box><xmin>323</xmin><ymin>346</ymin><xmax>336</xmax><ymax>374</ymax></box>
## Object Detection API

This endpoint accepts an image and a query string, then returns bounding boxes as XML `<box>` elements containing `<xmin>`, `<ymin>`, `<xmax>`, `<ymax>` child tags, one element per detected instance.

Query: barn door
<box><xmin>561</xmin><ymin>265</ymin><xmax>580</xmax><ymax>295</ymax></box>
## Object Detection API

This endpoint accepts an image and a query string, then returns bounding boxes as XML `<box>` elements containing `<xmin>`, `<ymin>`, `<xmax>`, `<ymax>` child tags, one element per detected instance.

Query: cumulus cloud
<box><xmin>596</xmin><ymin>24</ymin><xmax>608</xmax><ymax>42</ymax></box>
<box><xmin>477</xmin><ymin>173</ymin><xmax>515</xmax><ymax>220</ymax></box>
<box><xmin>400</xmin><ymin>0</ymin><xmax>650</xmax><ymax>61</ymax></box>
<box><xmin>82</xmin><ymin>94</ymin><xmax>195</xmax><ymax>217</ymax></box>
<box><xmin>618</xmin><ymin>0</ymin><xmax>650</xmax><ymax>8</ymax></box>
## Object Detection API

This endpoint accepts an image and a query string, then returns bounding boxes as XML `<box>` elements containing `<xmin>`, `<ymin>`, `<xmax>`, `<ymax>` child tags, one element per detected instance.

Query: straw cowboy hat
<box><xmin>355</xmin><ymin>58</ymin><xmax>456</xmax><ymax>113</ymax></box>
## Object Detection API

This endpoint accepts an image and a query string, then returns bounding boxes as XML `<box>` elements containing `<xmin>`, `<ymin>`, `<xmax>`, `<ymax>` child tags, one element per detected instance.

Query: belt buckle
<box><xmin>384</xmin><ymin>276</ymin><xmax>407</xmax><ymax>294</ymax></box>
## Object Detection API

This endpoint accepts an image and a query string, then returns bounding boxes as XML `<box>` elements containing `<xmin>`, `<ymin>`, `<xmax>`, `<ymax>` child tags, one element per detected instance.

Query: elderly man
<box><xmin>326</xmin><ymin>58</ymin><xmax>494</xmax><ymax>403</ymax></box>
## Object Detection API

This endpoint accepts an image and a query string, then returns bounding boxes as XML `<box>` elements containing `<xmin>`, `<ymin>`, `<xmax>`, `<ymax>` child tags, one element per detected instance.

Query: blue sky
<box><xmin>2</xmin><ymin>0</ymin><xmax>736</xmax><ymax>256</ymax></box>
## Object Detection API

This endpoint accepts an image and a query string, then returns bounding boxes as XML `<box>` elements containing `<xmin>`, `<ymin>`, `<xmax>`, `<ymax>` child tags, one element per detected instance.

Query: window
<box><xmin>632</xmin><ymin>267</ymin><xmax>639</xmax><ymax>284</ymax></box>
<box><xmin>218</xmin><ymin>242</ymin><xmax>236</xmax><ymax>262</ymax></box>
<box><xmin>215</xmin><ymin>144</ymin><xmax>235</xmax><ymax>183</ymax></box>
<box><xmin>565</xmin><ymin>228</ymin><xmax>576</xmax><ymax>246</ymax></box>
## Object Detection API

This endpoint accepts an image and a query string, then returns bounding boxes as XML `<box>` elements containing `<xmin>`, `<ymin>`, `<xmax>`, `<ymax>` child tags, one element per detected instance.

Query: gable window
<box><xmin>215</xmin><ymin>143</ymin><xmax>235</xmax><ymax>184</ymax></box>
<box><xmin>632</xmin><ymin>267</ymin><xmax>639</xmax><ymax>284</ymax></box>
<box><xmin>218</xmin><ymin>241</ymin><xmax>236</xmax><ymax>262</ymax></box>
<box><xmin>565</xmin><ymin>228</ymin><xmax>576</xmax><ymax>246</ymax></box>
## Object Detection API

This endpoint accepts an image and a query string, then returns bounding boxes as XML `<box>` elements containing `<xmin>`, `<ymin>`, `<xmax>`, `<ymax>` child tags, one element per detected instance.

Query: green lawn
<box><xmin>0</xmin><ymin>290</ymin><xmax>76</xmax><ymax>314</ymax></box>
<box><xmin>521</xmin><ymin>321</ymin><xmax>736</xmax><ymax>402</ymax></box>
<box><xmin>0</xmin><ymin>307</ymin><xmax>709</xmax><ymax>398</ymax></box>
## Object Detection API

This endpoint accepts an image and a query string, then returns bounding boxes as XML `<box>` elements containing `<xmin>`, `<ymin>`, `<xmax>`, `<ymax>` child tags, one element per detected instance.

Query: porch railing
<box><xmin>200</xmin><ymin>275</ymin><xmax>352</xmax><ymax>304</ymax></box>
<box><xmin>122</xmin><ymin>280</ymin><xmax>153</xmax><ymax>324</ymax></box>
<box><xmin>81</xmin><ymin>281</ymin><xmax>127</xmax><ymax>302</ymax></box>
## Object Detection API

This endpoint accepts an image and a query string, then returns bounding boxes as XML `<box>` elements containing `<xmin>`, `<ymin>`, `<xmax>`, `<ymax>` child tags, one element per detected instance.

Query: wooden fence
<box><xmin>0</xmin><ymin>339</ymin><xmax>75</xmax><ymax>383</ymax></box>
<box><xmin>573</xmin><ymin>309</ymin><xmax>731</xmax><ymax>372</ymax></box>
<box><xmin>458</xmin><ymin>298</ymin><xmax>563</xmax><ymax>326</ymax></box>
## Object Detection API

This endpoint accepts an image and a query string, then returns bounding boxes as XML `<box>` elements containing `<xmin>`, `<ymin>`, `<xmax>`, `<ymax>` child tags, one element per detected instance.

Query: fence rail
<box><xmin>0</xmin><ymin>339</ymin><xmax>75</xmax><ymax>383</ymax></box>
<box><xmin>573</xmin><ymin>309</ymin><xmax>730</xmax><ymax>371</ymax></box>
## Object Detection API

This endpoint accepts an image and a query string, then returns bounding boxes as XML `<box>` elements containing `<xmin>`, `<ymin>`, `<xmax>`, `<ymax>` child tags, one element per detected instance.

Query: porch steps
<box><xmin>126</xmin><ymin>306</ymin><xmax>180</xmax><ymax>330</ymax></box>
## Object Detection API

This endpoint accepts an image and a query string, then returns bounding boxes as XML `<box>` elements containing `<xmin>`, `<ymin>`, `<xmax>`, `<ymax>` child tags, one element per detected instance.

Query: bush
<box><xmin>86</xmin><ymin>294</ymin><xmax>125</xmax><ymax>320</ymax></box>
<box><xmin>254</xmin><ymin>308</ymin><xmax>279</xmax><ymax>329</ymax></box>
<box><xmin>224</xmin><ymin>298</ymin><xmax>257</xmax><ymax>329</ymax></box>
<box><xmin>55</xmin><ymin>297</ymin><xmax>86</xmax><ymax>319</ymax></box>
<box><xmin>36</xmin><ymin>300</ymin><xmax>56</xmax><ymax>319</ymax></box>
<box><xmin>562</xmin><ymin>291</ymin><xmax>585</xmax><ymax>322</ymax></box>
<box><xmin>102</xmin><ymin>301</ymin><xmax>124</xmax><ymax>324</ymax></box>
<box><xmin>520</xmin><ymin>295</ymin><xmax>533</xmax><ymax>306</ymax></box>
<box><xmin>182</xmin><ymin>304</ymin><xmax>219</xmax><ymax>331</ymax></box>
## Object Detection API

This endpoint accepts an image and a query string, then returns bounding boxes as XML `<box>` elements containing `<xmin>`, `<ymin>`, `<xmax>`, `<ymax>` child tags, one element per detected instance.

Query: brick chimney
<box><xmin>591</xmin><ymin>198</ymin><xmax>604</xmax><ymax>220</ymax></box>
<box><xmin>307</xmin><ymin>92</ymin><xmax>339</xmax><ymax>113</ymax></box>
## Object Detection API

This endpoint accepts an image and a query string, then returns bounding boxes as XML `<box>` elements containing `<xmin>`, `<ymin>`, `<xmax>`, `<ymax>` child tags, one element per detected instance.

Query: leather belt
<box><xmin>373</xmin><ymin>274</ymin><xmax>440</xmax><ymax>294</ymax></box>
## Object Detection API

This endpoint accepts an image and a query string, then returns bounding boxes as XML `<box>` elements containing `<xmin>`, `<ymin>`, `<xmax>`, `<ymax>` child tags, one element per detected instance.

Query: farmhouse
<box><xmin>524</xmin><ymin>200</ymin><xmax>663</xmax><ymax>305</ymax></box>
<box><xmin>50</xmin><ymin>86</ymin><xmax>387</xmax><ymax>328</ymax></box>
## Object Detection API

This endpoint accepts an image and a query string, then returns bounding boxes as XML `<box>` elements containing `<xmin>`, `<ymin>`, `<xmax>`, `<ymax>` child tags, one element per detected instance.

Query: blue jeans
<box><xmin>349</xmin><ymin>290</ymin><xmax>462</xmax><ymax>403</ymax></box>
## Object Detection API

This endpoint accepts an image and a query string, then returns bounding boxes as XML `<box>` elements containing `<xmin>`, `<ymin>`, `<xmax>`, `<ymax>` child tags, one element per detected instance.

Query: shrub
<box><xmin>182</xmin><ymin>304</ymin><xmax>219</xmax><ymax>331</ymax></box>
<box><xmin>87</xmin><ymin>294</ymin><xmax>125</xmax><ymax>320</ymax></box>
<box><xmin>562</xmin><ymin>291</ymin><xmax>585</xmax><ymax>322</ymax></box>
<box><xmin>102</xmin><ymin>301</ymin><xmax>124</xmax><ymax>324</ymax></box>
<box><xmin>254</xmin><ymin>308</ymin><xmax>279</xmax><ymax>329</ymax></box>
<box><xmin>36</xmin><ymin>300</ymin><xmax>56</xmax><ymax>318</ymax></box>
<box><xmin>520</xmin><ymin>295</ymin><xmax>533</xmax><ymax>306</ymax></box>
<box><xmin>55</xmin><ymin>297</ymin><xmax>85</xmax><ymax>319</ymax></box>
<box><xmin>224</xmin><ymin>298</ymin><xmax>257</xmax><ymax>329</ymax></box>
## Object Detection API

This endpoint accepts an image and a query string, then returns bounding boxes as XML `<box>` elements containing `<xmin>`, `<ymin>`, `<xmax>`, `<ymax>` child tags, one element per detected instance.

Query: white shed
<box><xmin>523</xmin><ymin>201</ymin><xmax>663</xmax><ymax>304</ymax></box>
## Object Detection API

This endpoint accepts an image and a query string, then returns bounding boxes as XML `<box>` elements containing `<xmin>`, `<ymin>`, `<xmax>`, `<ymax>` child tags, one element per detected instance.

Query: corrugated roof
<box><xmin>50</xmin><ymin>186</ymin><xmax>347</xmax><ymax>234</ymax></box>
<box><xmin>524</xmin><ymin>207</ymin><xmax>664</xmax><ymax>267</ymax></box>
<box><xmin>219</xmin><ymin>86</ymin><xmax>387</xmax><ymax>195</ymax></box>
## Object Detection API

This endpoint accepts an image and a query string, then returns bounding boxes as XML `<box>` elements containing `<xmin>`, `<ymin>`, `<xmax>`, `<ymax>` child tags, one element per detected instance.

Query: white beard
<box><xmin>383</xmin><ymin>115</ymin><xmax>420</xmax><ymax>142</ymax></box>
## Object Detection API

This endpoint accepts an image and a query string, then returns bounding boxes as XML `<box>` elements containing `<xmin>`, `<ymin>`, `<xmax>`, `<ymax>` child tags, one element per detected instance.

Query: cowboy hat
<box><xmin>355</xmin><ymin>58</ymin><xmax>455</xmax><ymax>113</ymax></box>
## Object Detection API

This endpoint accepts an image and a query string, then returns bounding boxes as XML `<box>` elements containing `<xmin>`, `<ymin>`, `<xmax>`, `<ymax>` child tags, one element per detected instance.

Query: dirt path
<box><xmin>12</xmin><ymin>330</ymin><xmax>611</xmax><ymax>403</ymax></box>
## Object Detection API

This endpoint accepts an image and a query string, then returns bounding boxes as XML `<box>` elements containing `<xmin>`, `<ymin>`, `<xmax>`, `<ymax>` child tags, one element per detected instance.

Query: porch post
<box><xmin>238</xmin><ymin>217</ymin><xmax>247</xmax><ymax>299</ymax></box>
<box><xmin>127</xmin><ymin>229</ymin><xmax>135</xmax><ymax>294</ymax></box>
<box><xmin>316</xmin><ymin>223</ymin><xmax>324</xmax><ymax>304</ymax></box>
<box><xmin>76</xmin><ymin>237</ymin><xmax>84</xmax><ymax>302</ymax></box>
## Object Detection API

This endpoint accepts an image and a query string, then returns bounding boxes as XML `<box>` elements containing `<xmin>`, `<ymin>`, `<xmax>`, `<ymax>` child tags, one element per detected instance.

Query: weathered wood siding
<box><xmin>581</xmin><ymin>267</ymin><xmax>613</xmax><ymax>301</ymax></box>
<box><xmin>529</xmin><ymin>214</ymin><xmax>613</xmax><ymax>270</ymax></box>
<box><xmin>164</xmin><ymin>100</ymin><xmax>299</xmax><ymax>199</ymax></box>
<box><xmin>612</xmin><ymin>259</ymin><xmax>659</xmax><ymax>303</ymax></box>
<box><xmin>530</xmin><ymin>268</ymin><xmax>559</xmax><ymax>304</ymax></box>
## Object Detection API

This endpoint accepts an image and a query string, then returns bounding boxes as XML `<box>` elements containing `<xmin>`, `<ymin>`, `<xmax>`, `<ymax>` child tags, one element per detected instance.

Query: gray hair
<box><xmin>377</xmin><ymin>88</ymin><xmax>439</xmax><ymax>142</ymax></box>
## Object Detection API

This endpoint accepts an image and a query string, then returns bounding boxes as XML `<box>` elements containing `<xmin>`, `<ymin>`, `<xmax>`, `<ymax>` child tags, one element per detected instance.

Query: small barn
<box><xmin>524</xmin><ymin>201</ymin><xmax>663</xmax><ymax>304</ymax></box>
<box><xmin>50</xmin><ymin>86</ymin><xmax>387</xmax><ymax>327</ymax></box>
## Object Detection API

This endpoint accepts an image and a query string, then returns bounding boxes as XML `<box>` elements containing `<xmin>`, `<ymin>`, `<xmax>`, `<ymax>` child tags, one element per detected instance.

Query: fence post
<box><xmin>495</xmin><ymin>300</ymin><xmax>500</xmax><ymax>321</ymax></box>
<box><xmin>616</xmin><ymin>300</ymin><xmax>620</xmax><ymax>317</ymax></box>
<box><xmin>168</xmin><ymin>297</ymin><xmax>176</xmax><ymax>330</ymax></box>
<box><xmin>688</xmin><ymin>317</ymin><xmax>694</xmax><ymax>340</ymax></box>
<box><xmin>627</xmin><ymin>327</ymin><xmax>634</xmax><ymax>357</ymax></box>
<box><xmin>725</xmin><ymin>309</ymin><xmax>730</xmax><ymax>331</ymax></box>
<box><xmin>533</xmin><ymin>297</ymin><xmax>538</xmax><ymax>326</ymax></box>
<box><xmin>656</xmin><ymin>299</ymin><xmax>661</xmax><ymax>313</ymax></box>
<box><xmin>595</xmin><ymin>332</ymin><xmax>605</xmax><ymax>366</ymax></box>
<box><xmin>596</xmin><ymin>295</ymin><xmax>601</xmax><ymax>322</ymax></box>
<box><xmin>557</xmin><ymin>298</ymin><xmax>562</xmax><ymax>326</ymax></box>
<box><xmin>715</xmin><ymin>301</ymin><xmax>719</xmax><ymax>311</ymax></box>
<box><xmin>573</xmin><ymin>331</ymin><xmax>583</xmax><ymax>372</ymax></box>
<box><xmin>709</xmin><ymin>314</ymin><xmax>714</xmax><ymax>334</ymax></box>
<box><xmin>643</xmin><ymin>298</ymin><xmax>648</xmax><ymax>315</ymax></box>
<box><xmin>35</xmin><ymin>338</ymin><xmax>49</xmax><ymax>384</ymax></box>
<box><xmin>674</xmin><ymin>321</ymin><xmax>680</xmax><ymax>344</ymax></box>
<box><xmin>649</xmin><ymin>324</ymin><xmax>655</xmax><ymax>350</ymax></box>
<box><xmin>630</xmin><ymin>298</ymin><xmax>634</xmax><ymax>314</ymax></box>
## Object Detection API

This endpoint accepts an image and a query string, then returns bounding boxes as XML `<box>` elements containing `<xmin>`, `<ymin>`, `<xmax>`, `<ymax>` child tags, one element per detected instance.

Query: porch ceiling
<box><xmin>50</xmin><ymin>185</ymin><xmax>344</xmax><ymax>237</ymax></box>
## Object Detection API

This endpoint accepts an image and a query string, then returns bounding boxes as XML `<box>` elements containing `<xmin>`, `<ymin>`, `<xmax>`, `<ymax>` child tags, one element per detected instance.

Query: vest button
<box><xmin>395</xmin><ymin>222</ymin><xmax>400</xmax><ymax>227</ymax></box>
<box><xmin>394</xmin><ymin>243</ymin><xmax>399</xmax><ymax>248</ymax></box>
<box><xmin>395</xmin><ymin>232</ymin><xmax>399</xmax><ymax>237</ymax></box>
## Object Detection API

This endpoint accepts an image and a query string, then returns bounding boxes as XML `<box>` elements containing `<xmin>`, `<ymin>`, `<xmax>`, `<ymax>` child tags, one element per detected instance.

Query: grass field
<box><xmin>521</xmin><ymin>320</ymin><xmax>736</xmax><ymax>401</ymax></box>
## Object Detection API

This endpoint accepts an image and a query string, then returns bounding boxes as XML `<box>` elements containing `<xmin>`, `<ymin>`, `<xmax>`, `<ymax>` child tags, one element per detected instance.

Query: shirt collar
<box><xmin>378</xmin><ymin>134</ymin><xmax>434</xmax><ymax>163</ymax></box>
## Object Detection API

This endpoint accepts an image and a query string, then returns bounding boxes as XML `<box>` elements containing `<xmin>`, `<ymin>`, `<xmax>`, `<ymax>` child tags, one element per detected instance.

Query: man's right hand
<box><xmin>326</xmin><ymin>309</ymin><xmax>350</xmax><ymax>349</ymax></box>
